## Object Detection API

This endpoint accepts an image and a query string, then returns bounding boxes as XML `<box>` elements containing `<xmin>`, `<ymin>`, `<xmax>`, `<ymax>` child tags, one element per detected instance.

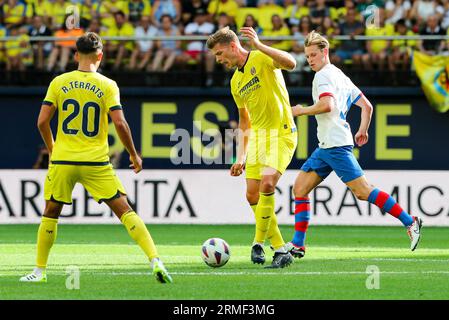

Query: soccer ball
<box><xmin>201</xmin><ymin>238</ymin><xmax>231</xmax><ymax>268</ymax></box>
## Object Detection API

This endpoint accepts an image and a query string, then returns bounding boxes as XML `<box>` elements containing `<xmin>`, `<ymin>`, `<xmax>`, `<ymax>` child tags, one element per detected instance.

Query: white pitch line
<box><xmin>121</xmin><ymin>271</ymin><xmax>449</xmax><ymax>276</ymax></box>
<box><xmin>347</xmin><ymin>258</ymin><xmax>449</xmax><ymax>262</ymax></box>
<box><xmin>3</xmin><ymin>270</ymin><xmax>449</xmax><ymax>277</ymax></box>
<box><xmin>1</xmin><ymin>257</ymin><xmax>448</xmax><ymax>269</ymax></box>
<box><xmin>2</xmin><ymin>244</ymin><xmax>449</xmax><ymax>252</ymax></box>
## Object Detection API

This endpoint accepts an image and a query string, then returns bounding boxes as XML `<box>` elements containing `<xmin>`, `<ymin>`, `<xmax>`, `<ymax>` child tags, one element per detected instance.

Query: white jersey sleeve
<box><xmin>314</xmin><ymin>71</ymin><xmax>336</xmax><ymax>101</ymax></box>
<box><xmin>349</xmin><ymin>78</ymin><xmax>363</xmax><ymax>106</ymax></box>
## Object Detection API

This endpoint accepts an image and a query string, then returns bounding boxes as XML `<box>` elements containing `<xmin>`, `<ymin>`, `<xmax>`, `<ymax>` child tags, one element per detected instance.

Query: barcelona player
<box><xmin>207</xmin><ymin>27</ymin><xmax>297</xmax><ymax>268</ymax></box>
<box><xmin>19</xmin><ymin>32</ymin><xmax>172</xmax><ymax>284</ymax></box>
<box><xmin>286</xmin><ymin>31</ymin><xmax>423</xmax><ymax>259</ymax></box>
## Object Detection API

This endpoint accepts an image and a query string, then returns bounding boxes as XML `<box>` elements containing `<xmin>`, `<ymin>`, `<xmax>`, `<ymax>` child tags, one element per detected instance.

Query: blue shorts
<box><xmin>301</xmin><ymin>146</ymin><xmax>364</xmax><ymax>183</ymax></box>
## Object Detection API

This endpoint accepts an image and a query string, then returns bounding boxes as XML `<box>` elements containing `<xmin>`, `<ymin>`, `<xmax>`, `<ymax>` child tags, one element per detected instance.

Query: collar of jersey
<box><xmin>238</xmin><ymin>51</ymin><xmax>251</xmax><ymax>73</ymax></box>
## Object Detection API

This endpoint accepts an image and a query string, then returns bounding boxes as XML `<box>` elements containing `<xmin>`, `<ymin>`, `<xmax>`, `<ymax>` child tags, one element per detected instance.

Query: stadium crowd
<box><xmin>0</xmin><ymin>0</ymin><xmax>448</xmax><ymax>80</ymax></box>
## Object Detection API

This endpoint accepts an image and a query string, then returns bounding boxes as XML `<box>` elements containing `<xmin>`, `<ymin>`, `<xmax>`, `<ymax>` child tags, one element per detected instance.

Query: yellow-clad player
<box><xmin>19</xmin><ymin>32</ymin><xmax>172</xmax><ymax>284</ymax></box>
<box><xmin>207</xmin><ymin>27</ymin><xmax>297</xmax><ymax>268</ymax></box>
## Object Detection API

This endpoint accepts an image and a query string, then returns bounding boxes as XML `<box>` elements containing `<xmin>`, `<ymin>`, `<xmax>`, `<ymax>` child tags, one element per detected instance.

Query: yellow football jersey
<box><xmin>51</xmin><ymin>1</ymin><xmax>71</xmax><ymax>28</ymax></box>
<box><xmin>230</xmin><ymin>50</ymin><xmax>296</xmax><ymax>135</ymax></box>
<box><xmin>25</xmin><ymin>0</ymin><xmax>52</xmax><ymax>18</ymax></box>
<box><xmin>93</xmin><ymin>0</ymin><xmax>129</xmax><ymax>29</ymax></box>
<box><xmin>3</xmin><ymin>2</ymin><xmax>27</xmax><ymax>24</ymax></box>
<box><xmin>285</xmin><ymin>5</ymin><xmax>310</xmax><ymax>21</ymax></box>
<box><xmin>105</xmin><ymin>22</ymin><xmax>135</xmax><ymax>51</ymax></box>
<box><xmin>262</xmin><ymin>27</ymin><xmax>292</xmax><ymax>51</ymax></box>
<box><xmin>207</xmin><ymin>0</ymin><xmax>239</xmax><ymax>18</ymax></box>
<box><xmin>392</xmin><ymin>30</ymin><xmax>417</xmax><ymax>50</ymax></box>
<box><xmin>365</xmin><ymin>23</ymin><xmax>395</xmax><ymax>53</ymax></box>
<box><xmin>43</xmin><ymin>70</ymin><xmax>122</xmax><ymax>164</ymax></box>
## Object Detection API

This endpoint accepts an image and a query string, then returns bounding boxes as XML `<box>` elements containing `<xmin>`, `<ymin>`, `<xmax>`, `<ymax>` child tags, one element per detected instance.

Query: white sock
<box><xmin>150</xmin><ymin>258</ymin><xmax>160</xmax><ymax>268</ymax></box>
<box><xmin>33</xmin><ymin>267</ymin><xmax>45</xmax><ymax>276</ymax></box>
<box><xmin>274</xmin><ymin>246</ymin><xmax>287</xmax><ymax>254</ymax></box>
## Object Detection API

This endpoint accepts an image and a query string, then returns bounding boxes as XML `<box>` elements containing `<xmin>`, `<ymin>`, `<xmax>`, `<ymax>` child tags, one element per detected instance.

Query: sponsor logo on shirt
<box><xmin>238</xmin><ymin>76</ymin><xmax>261</xmax><ymax>97</ymax></box>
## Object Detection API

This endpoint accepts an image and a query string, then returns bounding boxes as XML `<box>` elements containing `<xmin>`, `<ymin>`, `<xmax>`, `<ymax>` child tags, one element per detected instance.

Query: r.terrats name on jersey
<box><xmin>61</xmin><ymin>81</ymin><xmax>105</xmax><ymax>99</ymax></box>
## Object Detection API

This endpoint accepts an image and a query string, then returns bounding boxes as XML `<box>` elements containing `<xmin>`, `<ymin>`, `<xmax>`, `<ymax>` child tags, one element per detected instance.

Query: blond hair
<box><xmin>304</xmin><ymin>30</ymin><xmax>329</xmax><ymax>51</ymax></box>
<box><xmin>206</xmin><ymin>26</ymin><xmax>239</xmax><ymax>50</ymax></box>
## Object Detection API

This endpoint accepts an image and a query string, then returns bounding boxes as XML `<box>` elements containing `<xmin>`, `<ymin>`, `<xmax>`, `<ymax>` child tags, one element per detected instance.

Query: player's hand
<box><xmin>239</xmin><ymin>27</ymin><xmax>261</xmax><ymax>49</ymax></box>
<box><xmin>129</xmin><ymin>154</ymin><xmax>143</xmax><ymax>173</ymax></box>
<box><xmin>355</xmin><ymin>131</ymin><xmax>369</xmax><ymax>147</ymax></box>
<box><xmin>292</xmin><ymin>104</ymin><xmax>304</xmax><ymax>116</ymax></box>
<box><xmin>230</xmin><ymin>162</ymin><xmax>245</xmax><ymax>177</ymax></box>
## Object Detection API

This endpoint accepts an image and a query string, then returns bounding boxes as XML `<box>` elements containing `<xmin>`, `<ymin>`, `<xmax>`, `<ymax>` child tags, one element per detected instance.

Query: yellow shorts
<box><xmin>245</xmin><ymin>131</ymin><xmax>297</xmax><ymax>180</ymax></box>
<box><xmin>44</xmin><ymin>163</ymin><xmax>126</xmax><ymax>204</ymax></box>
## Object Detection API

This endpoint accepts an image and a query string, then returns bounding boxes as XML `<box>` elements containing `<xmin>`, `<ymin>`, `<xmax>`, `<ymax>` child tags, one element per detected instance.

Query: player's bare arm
<box><xmin>292</xmin><ymin>96</ymin><xmax>334</xmax><ymax>116</ymax></box>
<box><xmin>353</xmin><ymin>94</ymin><xmax>373</xmax><ymax>147</ymax></box>
<box><xmin>230</xmin><ymin>107</ymin><xmax>251</xmax><ymax>177</ymax></box>
<box><xmin>37</xmin><ymin>104</ymin><xmax>57</xmax><ymax>157</ymax></box>
<box><xmin>109</xmin><ymin>109</ymin><xmax>142</xmax><ymax>173</ymax></box>
<box><xmin>239</xmin><ymin>27</ymin><xmax>296</xmax><ymax>71</ymax></box>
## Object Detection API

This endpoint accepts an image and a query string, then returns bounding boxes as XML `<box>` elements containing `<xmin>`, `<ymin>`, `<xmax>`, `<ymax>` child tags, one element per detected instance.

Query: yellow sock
<box><xmin>36</xmin><ymin>216</ymin><xmax>58</xmax><ymax>269</ymax></box>
<box><xmin>254</xmin><ymin>192</ymin><xmax>275</xmax><ymax>244</ymax></box>
<box><xmin>251</xmin><ymin>203</ymin><xmax>285</xmax><ymax>249</ymax></box>
<box><xmin>266</xmin><ymin>211</ymin><xmax>285</xmax><ymax>250</ymax></box>
<box><xmin>120</xmin><ymin>211</ymin><xmax>159</xmax><ymax>260</ymax></box>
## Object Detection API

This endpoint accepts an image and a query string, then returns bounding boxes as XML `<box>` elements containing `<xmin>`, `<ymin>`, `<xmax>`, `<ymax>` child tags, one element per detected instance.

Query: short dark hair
<box><xmin>206</xmin><ymin>27</ymin><xmax>238</xmax><ymax>50</ymax></box>
<box><xmin>160</xmin><ymin>14</ymin><xmax>173</xmax><ymax>22</ymax></box>
<box><xmin>76</xmin><ymin>32</ymin><xmax>103</xmax><ymax>54</ymax></box>
<box><xmin>396</xmin><ymin>18</ymin><xmax>406</xmax><ymax>27</ymax></box>
<box><xmin>114</xmin><ymin>10</ymin><xmax>126</xmax><ymax>19</ymax></box>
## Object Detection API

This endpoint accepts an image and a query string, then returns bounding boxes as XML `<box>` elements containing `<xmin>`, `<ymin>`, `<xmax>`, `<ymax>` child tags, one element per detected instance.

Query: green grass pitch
<box><xmin>1</xmin><ymin>224</ymin><xmax>448</xmax><ymax>300</ymax></box>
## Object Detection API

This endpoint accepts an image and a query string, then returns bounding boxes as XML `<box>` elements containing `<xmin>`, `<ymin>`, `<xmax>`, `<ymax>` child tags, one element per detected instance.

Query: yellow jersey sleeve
<box><xmin>257</xmin><ymin>50</ymin><xmax>276</xmax><ymax>71</ymax></box>
<box><xmin>43</xmin><ymin>78</ymin><xmax>59</xmax><ymax>106</ymax></box>
<box><xmin>105</xmin><ymin>80</ymin><xmax>122</xmax><ymax>111</ymax></box>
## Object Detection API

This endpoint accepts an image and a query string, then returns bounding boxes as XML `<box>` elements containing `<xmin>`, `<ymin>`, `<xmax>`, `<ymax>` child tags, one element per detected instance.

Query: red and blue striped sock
<box><xmin>367</xmin><ymin>188</ymin><xmax>413</xmax><ymax>227</ymax></box>
<box><xmin>291</xmin><ymin>197</ymin><xmax>310</xmax><ymax>247</ymax></box>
